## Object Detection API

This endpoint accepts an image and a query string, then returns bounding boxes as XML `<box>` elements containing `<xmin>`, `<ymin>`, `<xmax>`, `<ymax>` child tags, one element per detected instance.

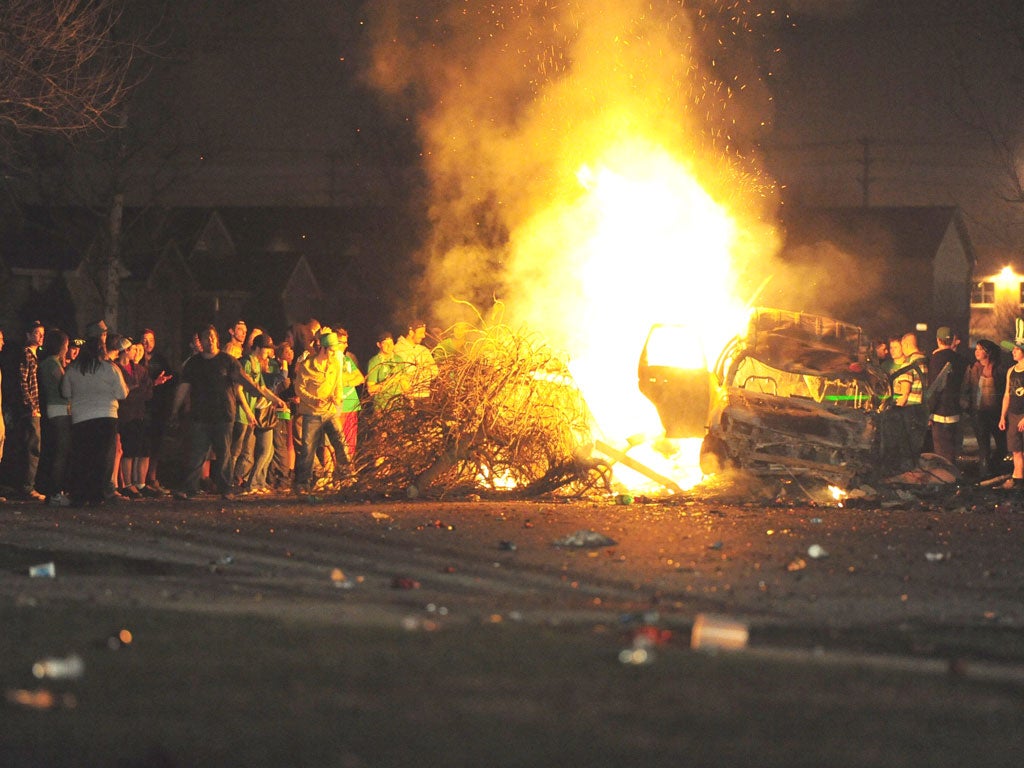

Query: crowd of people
<box><xmin>4</xmin><ymin>314</ymin><xmax>1024</xmax><ymax>504</ymax></box>
<box><xmin>0</xmin><ymin>316</ymin><xmax>439</xmax><ymax>505</ymax></box>
<box><xmin>875</xmin><ymin>324</ymin><xmax>1024</xmax><ymax>486</ymax></box>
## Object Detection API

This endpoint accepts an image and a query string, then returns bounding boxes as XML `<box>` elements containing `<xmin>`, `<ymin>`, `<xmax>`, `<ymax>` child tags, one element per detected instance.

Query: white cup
<box><xmin>691</xmin><ymin>613</ymin><xmax>748</xmax><ymax>651</ymax></box>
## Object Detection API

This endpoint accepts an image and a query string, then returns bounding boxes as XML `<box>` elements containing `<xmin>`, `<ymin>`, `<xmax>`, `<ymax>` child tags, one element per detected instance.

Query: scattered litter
<box><xmin>554</xmin><ymin>530</ymin><xmax>617</xmax><ymax>548</ymax></box>
<box><xmin>391</xmin><ymin>576</ymin><xmax>421</xmax><ymax>590</ymax></box>
<box><xmin>498</xmin><ymin>540</ymin><xmax>517</xmax><ymax>551</ymax></box>
<box><xmin>32</xmin><ymin>654</ymin><xmax>84</xmax><ymax>681</ymax></box>
<box><xmin>215</xmin><ymin>555</ymin><xmax>234</xmax><ymax>566</ymax></box>
<box><xmin>330</xmin><ymin>568</ymin><xmax>355</xmax><ymax>589</ymax></box>
<box><xmin>5</xmin><ymin>688</ymin><xmax>77</xmax><ymax>710</ymax></box>
<box><xmin>807</xmin><ymin>544</ymin><xmax>829</xmax><ymax>559</ymax></box>
<box><xmin>786</xmin><ymin>557</ymin><xmax>807</xmax><ymax>572</ymax></box>
<box><xmin>708</xmin><ymin>541</ymin><xmax>724</xmax><ymax>550</ymax></box>
<box><xmin>106</xmin><ymin>628</ymin><xmax>133</xmax><ymax>650</ymax></box>
<box><xmin>809</xmin><ymin>517</ymin><xmax>823</xmax><ymax>524</ymax></box>
<box><xmin>426</xmin><ymin>603</ymin><xmax>449</xmax><ymax>616</ymax></box>
<box><xmin>618</xmin><ymin>646</ymin><xmax>654</xmax><ymax>665</ymax></box>
<box><xmin>371</xmin><ymin>511</ymin><xmax>392</xmax><ymax>521</ymax></box>
<box><xmin>925</xmin><ymin>551</ymin><xmax>951</xmax><ymax>563</ymax></box>
<box><xmin>690</xmin><ymin>613</ymin><xmax>749</xmax><ymax>651</ymax></box>
<box><xmin>401</xmin><ymin>616</ymin><xmax>438</xmax><ymax>631</ymax></box>
<box><xmin>28</xmin><ymin>562</ymin><xmax>55</xmax><ymax>578</ymax></box>
<box><xmin>615</xmin><ymin>494</ymin><xmax>634</xmax><ymax>506</ymax></box>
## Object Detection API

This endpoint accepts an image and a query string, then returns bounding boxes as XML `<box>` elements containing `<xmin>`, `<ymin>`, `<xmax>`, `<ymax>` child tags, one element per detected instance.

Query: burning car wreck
<box><xmin>639</xmin><ymin>308</ymin><xmax>930</xmax><ymax>488</ymax></box>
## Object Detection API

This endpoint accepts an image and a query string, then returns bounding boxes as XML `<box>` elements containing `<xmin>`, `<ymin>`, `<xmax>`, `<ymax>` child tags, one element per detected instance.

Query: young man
<box><xmin>333</xmin><ymin>328</ymin><xmax>364</xmax><ymax>464</ymax></box>
<box><xmin>928</xmin><ymin>326</ymin><xmax>967</xmax><ymax>465</ymax></box>
<box><xmin>293</xmin><ymin>330</ymin><xmax>347</xmax><ymax>492</ymax></box>
<box><xmin>393</xmin><ymin>319</ymin><xmax>438</xmax><ymax>400</ymax></box>
<box><xmin>18</xmin><ymin>320</ymin><xmax>45</xmax><ymax>501</ymax></box>
<box><xmin>223</xmin><ymin>319</ymin><xmax>247</xmax><ymax>359</ymax></box>
<box><xmin>999</xmin><ymin>319</ymin><xmax>1024</xmax><ymax>490</ymax></box>
<box><xmin>366</xmin><ymin>331</ymin><xmax>407</xmax><ymax>411</ymax></box>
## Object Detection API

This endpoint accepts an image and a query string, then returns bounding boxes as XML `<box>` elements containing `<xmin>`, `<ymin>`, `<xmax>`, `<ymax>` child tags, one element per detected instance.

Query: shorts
<box><xmin>1006</xmin><ymin>413</ymin><xmax>1024</xmax><ymax>453</ymax></box>
<box><xmin>118</xmin><ymin>419</ymin><xmax>151</xmax><ymax>458</ymax></box>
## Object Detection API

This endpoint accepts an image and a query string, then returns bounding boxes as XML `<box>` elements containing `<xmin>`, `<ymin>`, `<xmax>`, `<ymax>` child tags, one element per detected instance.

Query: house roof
<box><xmin>1</xmin><ymin>204</ymin><xmax>409</xmax><ymax>289</ymax></box>
<box><xmin>778</xmin><ymin>205</ymin><xmax>975</xmax><ymax>266</ymax></box>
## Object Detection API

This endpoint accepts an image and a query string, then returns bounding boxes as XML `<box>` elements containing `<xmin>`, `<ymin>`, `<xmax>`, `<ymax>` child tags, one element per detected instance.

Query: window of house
<box><xmin>971</xmin><ymin>281</ymin><xmax>995</xmax><ymax>305</ymax></box>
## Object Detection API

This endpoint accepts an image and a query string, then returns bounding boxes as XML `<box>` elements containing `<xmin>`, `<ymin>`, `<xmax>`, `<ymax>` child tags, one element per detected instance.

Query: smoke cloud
<box><xmin>361</xmin><ymin>0</ymin><xmax>781</xmax><ymax>343</ymax></box>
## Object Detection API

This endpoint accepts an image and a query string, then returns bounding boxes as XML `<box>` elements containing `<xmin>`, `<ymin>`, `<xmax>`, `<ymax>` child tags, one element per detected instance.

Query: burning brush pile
<box><xmin>347</xmin><ymin>320</ymin><xmax>610</xmax><ymax>499</ymax></box>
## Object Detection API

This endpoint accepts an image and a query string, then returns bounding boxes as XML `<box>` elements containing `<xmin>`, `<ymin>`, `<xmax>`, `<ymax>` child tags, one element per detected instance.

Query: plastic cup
<box><xmin>29</xmin><ymin>562</ymin><xmax>55</xmax><ymax>578</ymax></box>
<box><xmin>690</xmin><ymin>613</ymin><xmax>749</xmax><ymax>651</ymax></box>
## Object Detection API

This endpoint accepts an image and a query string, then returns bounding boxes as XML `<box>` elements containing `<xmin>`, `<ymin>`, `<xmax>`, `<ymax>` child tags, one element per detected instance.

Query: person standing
<box><xmin>366</xmin><ymin>331</ymin><xmax>407</xmax><ymax>411</ymax></box>
<box><xmin>169</xmin><ymin>325</ymin><xmax>285</xmax><ymax>499</ymax></box>
<box><xmin>17</xmin><ymin>320</ymin><xmax>46</xmax><ymax>500</ymax></box>
<box><xmin>140</xmin><ymin>329</ymin><xmax>174</xmax><ymax>494</ymax></box>
<box><xmin>334</xmin><ymin>328</ymin><xmax>364</xmax><ymax>464</ymax></box>
<box><xmin>223</xmin><ymin>319</ymin><xmax>247</xmax><ymax>359</ymax></box>
<box><xmin>239</xmin><ymin>334</ymin><xmax>277</xmax><ymax>494</ymax></box>
<box><xmin>60</xmin><ymin>329</ymin><xmax>129</xmax><ymax>506</ymax></box>
<box><xmin>900</xmin><ymin>331</ymin><xmax>928</xmax><ymax>407</ymax></box>
<box><xmin>293</xmin><ymin>330</ymin><xmax>347</xmax><ymax>492</ymax></box>
<box><xmin>966</xmin><ymin>339</ymin><xmax>1007</xmax><ymax>478</ymax></box>
<box><xmin>999</xmin><ymin>320</ymin><xmax>1024</xmax><ymax>490</ymax></box>
<box><xmin>928</xmin><ymin>327</ymin><xmax>967</xmax><ymax>466</ymax></box>
<box><xmin>0</xmin><ymin>328</ymin><xmax>6</xmax><ymax>502</ymax></box>
<box><xmin>394</xmin><ymin>319</ymin><xmax>438</xmax><ymax>400</ymax></box>
<box><xmin>267</xmin><ymin>339</ymin><xmax>295</xmax><ymax>490</ymax></box>
<box><xmin>37</xmin><ymin>328</ymin><xmax>72</xmax><ymax>506</ymax></box>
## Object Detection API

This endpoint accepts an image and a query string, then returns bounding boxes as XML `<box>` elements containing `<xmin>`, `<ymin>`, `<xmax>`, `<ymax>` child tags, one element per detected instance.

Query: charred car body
<box><xmin>639</xmin><ymin>308</ymin><xmax>929</xmax><ymax>486</ymax></box>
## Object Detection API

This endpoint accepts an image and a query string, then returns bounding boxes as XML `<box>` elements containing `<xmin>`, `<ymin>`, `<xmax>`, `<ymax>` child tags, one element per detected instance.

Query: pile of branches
<box><xmin>348</xmin><ymin>321</ymin><xmax>610</xmax><ymax>498</ymax></box>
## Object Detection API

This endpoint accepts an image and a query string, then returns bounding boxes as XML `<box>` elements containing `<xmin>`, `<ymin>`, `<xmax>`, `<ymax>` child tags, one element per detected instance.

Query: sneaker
<box><xmin>122</xmin><ymin>486</ymin><xmax>142</xmax><ymax>499</ymax></box>
<box><xmin>173</xmin><ymin>489</ymin><xmax>197</xmax><ymax>500</ymax></box>
<box><xmin>140</xmin><ymin>485</ymin><xmax>164</xmax><ymax>498</ymax></box>
<box><xmin>147</xmin><ymin>483</ymin><xmax>171</xmax><ymax>496</ymax></box>
<box><xmin>25</xmin><ymin>489</ymin><xmax>46</xmax><ymax>502</ymax></box>
<box><xmin>47</xmin><ymin>492</ymin><xmax>71</xmax><ymax>507</ymax></box>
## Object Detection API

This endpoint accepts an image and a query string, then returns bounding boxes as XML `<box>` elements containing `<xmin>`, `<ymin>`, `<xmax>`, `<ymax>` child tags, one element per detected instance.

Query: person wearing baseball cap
<box><xmin>929</xmin><ymin>326</ymin><xmax>967</xmax><ymax>466</ymax></box>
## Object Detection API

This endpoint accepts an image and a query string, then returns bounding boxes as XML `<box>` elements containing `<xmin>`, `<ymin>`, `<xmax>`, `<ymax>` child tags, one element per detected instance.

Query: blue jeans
<box><xmin>184</xmin><ymin>421</ymin><xmax>233</xmax><ymax>494</ymax></box>
<box><xmin>20</xmin><ymin>413</ymin><xmax>41</xmax><ymax>495</ymax></box>
<box><xmin>246</xmin><ymin>427</ymin><xmax>275</xmax><ymax>490</ymax></box>
<box><xmin>294</xmin><ymin>414</ymin><xmax>346</xmax><ymax>489</ymax></box>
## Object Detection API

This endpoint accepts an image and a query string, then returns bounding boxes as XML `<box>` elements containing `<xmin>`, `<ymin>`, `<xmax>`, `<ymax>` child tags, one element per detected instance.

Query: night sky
<box><xmin>23</xmin><ymin>1</ymin><xmax>1024</xmax><ymax>269</ymax></box>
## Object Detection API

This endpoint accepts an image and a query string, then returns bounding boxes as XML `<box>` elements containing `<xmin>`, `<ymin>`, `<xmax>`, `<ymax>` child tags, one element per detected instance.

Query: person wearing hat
<box><xmin>292</xmin><ymin>330</ymin><xmax>347</xmax><ymax>493</ymax></box>
<box><xmin>999</xmin><ymin>318</ymin><xmax>1024</xmax><ymax>489</ymax></box>
<box><xmin>928</xmin><ymin>326</ymin><xmax>967</xmax><ymax>466</ymax></box>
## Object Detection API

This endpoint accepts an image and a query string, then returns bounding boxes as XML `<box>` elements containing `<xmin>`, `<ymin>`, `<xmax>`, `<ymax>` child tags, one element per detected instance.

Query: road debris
<box><xmin>690</xmin><ymin>613</ymin><xmax>749</xmax><ymax>651</ymax></box>
<box><xmin>32</xmin><ymin>654</ymin><xmax>84</xmax><ymax>681</ymax></box>
<box><xmin>553</xmin><ymin>530</ymin><xmax>617</xmax><ymax>548</ymax></box>
<box><xmin>5</xmin><ymin>688</ymin><xmax>77</xmax><ymax>710</ymax></box>
<box><xmin>28</xmin><ymin>562</ymin><xmax>55</xmax><ymax>578</ymax></box>
<box><xmin>807</xmin><ymin>544</ymin><xmax>829</xmax><ymax>559</ymax></box>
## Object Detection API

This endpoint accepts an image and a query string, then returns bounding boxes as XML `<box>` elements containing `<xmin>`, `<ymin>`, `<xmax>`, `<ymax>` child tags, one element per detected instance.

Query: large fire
<box><xmin>364</xmin><ymin>0</ymin><xmax>782</xmax><ymax>492</ymax></box>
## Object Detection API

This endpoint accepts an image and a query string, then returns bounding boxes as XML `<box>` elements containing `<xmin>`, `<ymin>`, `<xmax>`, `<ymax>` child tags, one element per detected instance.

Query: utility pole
<box><xmin>858</xmin><ymin>137</ymin><xmax>873</xmax><ymax>207</ymax></box>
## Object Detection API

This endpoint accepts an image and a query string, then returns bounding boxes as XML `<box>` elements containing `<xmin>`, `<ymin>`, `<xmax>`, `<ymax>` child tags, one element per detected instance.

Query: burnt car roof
<box><xmin>732</xmin><ymin>308</ymin><xmax>868</xmax><ymax>379</ymax></box>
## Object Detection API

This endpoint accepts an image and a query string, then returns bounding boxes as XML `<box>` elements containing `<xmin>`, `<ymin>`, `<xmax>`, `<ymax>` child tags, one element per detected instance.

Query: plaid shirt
<box><xmin>20</xmin><ymin>346</ymin><xmax>40</xmax><ymax>414</ymax></box>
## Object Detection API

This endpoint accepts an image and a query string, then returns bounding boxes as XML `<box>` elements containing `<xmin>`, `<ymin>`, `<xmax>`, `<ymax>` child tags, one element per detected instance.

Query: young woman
<box><xmin>37</xmin><ymin>328</ymin><xmax>71</xmax><ymax>506</ymax></box>
<box><xmin>60</xmin><ymin>334</ymin><xmax>128</xmax><ymax>506</ymax></box>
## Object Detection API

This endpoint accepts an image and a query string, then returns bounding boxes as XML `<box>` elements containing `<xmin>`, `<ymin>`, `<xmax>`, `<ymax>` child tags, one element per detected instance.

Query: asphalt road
<box><xmin>2</xmin><ymin>483</ymin><xmax>1024</xmax><ymax>766</ymax></box>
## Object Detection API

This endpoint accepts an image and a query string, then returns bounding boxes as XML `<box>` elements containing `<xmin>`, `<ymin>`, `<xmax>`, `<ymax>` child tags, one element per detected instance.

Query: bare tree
<box><xmin>0</xmin><ymin>0</ymin><xmax>136</xmax><ymax>138</ymax></box>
